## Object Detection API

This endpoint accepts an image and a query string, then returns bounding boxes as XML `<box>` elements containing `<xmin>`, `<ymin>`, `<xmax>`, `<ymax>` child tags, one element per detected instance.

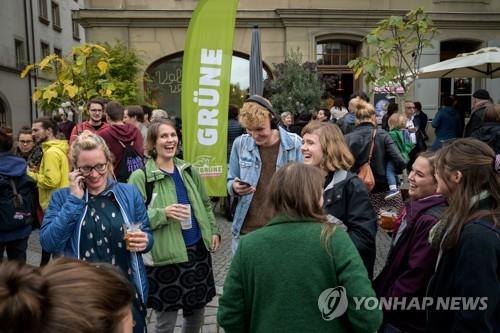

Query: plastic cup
<box><xmin>180</xmin><ymin>204</ymin><xmax>192</xmax><ymax>230</ymax></box>
<box><xmin>379</xmin><ymin>208</ymin><xmax>398</xmax><ymax>230</ymax></box>
<box><xmin>123</xmin><ymin>222</ymin><xmax>142</xmax><ymax>251</ymax></box>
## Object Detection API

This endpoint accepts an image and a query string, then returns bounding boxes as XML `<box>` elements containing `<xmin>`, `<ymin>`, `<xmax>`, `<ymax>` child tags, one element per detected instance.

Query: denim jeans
<box><xmin>386</xmin><ymin>160</ymin><xmax>397</xmax><ymax>187</ymax></box>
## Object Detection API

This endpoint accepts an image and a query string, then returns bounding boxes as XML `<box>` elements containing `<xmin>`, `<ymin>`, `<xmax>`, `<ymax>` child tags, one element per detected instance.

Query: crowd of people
<box><xmin>0</xmin><ymin>90</ymin><xmax>498</xmax><ymax>333</ymax></box>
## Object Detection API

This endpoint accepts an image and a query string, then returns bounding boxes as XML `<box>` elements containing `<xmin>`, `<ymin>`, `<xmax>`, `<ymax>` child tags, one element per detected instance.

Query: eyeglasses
<box><xmin>78</xmin><ymin>163</ymin><xmax>108</xmax><ymax>175</ymax></box>
<box><xmin>19</xmin><ymin>140</ymin><xmax>34</xmax><ymax>145</ymax></box>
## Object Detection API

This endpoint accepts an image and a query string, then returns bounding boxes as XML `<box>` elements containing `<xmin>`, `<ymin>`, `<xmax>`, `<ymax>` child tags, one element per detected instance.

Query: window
<box><xmin>38</xmin><ymin>0</ymin><xmax>49</xmax><ymax>24</ymax></box>
<box><xmin>144</xmin><ymin>52</ymin><xmax>271</xmax><ymax>118</ymax></box>
<box><xmin>72</xmin><ymin>19</ymin><xmax>80</xmax><ymax>41</ymax></box>
<box><xmin>15</xmin><ymin>40</ymin><xmax>26</xmax><ymax>70</ymax></box>
<box><xmin>51</xmin><ymin>2</ymin><xmax>61</xmax><ymax>31</ymax></box>
<box><xmin>316</xmin><ymin>40</ymin><xmax>358</xmax><ymax>66</ymax></box>
<box><xmin>54</xmin><ymin>47</ymin><xmax>62</xmax><ymax>57</ymax></box>
<box><xmin>41</xmin><ymin>42</ymin><xmax>50</xmax><ymax>59</ymax></box>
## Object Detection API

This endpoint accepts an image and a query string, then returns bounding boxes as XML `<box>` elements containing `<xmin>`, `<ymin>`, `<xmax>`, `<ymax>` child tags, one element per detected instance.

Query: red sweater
<box><xmin>97</xmin><ymin>123</ymin><xmax>144</xmax><ymax>176</ymax></box>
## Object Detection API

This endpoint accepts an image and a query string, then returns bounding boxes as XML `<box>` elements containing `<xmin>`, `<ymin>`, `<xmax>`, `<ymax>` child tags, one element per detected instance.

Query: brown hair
<box><xmin>435</xmin><ymin>138</ymin><xmax>500</xmax><ymax>249</ymax></box>
<box><xmin>17</xmin><ymin>125</ymin><xmax>33</xmax><ymax>139</ymax></box>
<box><xmin>145</xmin><ymin>118</ymin><xmax>177</xmax><ymax>159</ymax></box>
<box><xmin>0</xmin><ymin>127</ymin><xmax>14</xmax><ymax>152</ymax></box>
<box><xmin>416</xmin><ymin>150</ymin><xmax>438</xmax><ymax>183</ymax></box>
<box><xmin>483</xmin><ymin>104</ymin><xmax>500</xmax><ymax>122</ymax></box>
<box><xmin>105</xmin><ymin>101</ymin><xmax>124</xmax><ymax>122</ymax></box>
<box><xmin>301</xmin><ymin>121</ymin><xmax>354</xmax><ymax>172</ymax></box>
<box><xmin>125</xmin><ymin>105</ymin><xmax>145</xmax><ymax>122</ymax></box>
<box><xmin>268</xmin><ymin>163</ymin><xmax>335</xmax><ymax>253</ymax></box>
<box><xmin>239</xmin><ymin>99</ymin><xmax>272</xmax><ymax>129</ymax></box>
<box><xmin>0</xmin><ymin>258</ymin><xmax>133</xmax><ymax>333</ymax></box>
<box><xmin>86</xmin><ymin>97</ymin><xmax>107</xmax><ymax>111</ymax></box>
<box><xmin>33</xmin><ymin>116</ymin><xmax>58</xmax><ymax>136</ymax></box>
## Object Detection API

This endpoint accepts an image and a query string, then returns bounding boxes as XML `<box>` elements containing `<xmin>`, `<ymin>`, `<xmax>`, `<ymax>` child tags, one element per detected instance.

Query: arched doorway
<box><xmin>315</xmin><ymin>39</ymin><xmax>361</xmax><ymax>106</ymax></box>
<box><xmin>439</xmin><ymin>40</ymin><xmax>483</xmax><ymax>118</ymax></box>
<box><xmin>144</xmin><ymin>52</ymin><xmax>272</xmax><ymax>119</ymax></box>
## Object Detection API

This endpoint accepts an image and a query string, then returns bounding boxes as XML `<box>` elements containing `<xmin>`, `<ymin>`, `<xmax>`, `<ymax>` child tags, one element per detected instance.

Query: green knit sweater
<box><xmin>218</xmin><ymin>215</ymin><xmax>382</xmax><ymax>333</ymax></box>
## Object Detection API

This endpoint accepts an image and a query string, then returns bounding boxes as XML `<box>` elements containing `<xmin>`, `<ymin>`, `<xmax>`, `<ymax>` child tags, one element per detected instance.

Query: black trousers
<box><xmin>0</xmin><ymin>237</ymin><xmax>29</xmax><ymax>263</ymax></box>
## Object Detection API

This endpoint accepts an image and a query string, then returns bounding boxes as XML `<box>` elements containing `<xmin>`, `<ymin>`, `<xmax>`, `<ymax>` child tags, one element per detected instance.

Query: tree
<box><xmin>348</xmin><ymin>8</ymin><xmax>437</xmax><ymax>98</ymax></box>
<box><xmin>269</xmin><ymin>49</ymin><xmax>325</xmax><ymax>116</ymax></box>
<box><xmin>21</xmin><ymin>42</ymin><xmax>143</xmax><ymax>117</ymax></box>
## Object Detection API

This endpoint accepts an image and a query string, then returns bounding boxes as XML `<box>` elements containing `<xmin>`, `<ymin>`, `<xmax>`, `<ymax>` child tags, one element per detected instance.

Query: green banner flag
<box><xmin>181</xmin><ymin>0</ymin><xmax>239</xmax><ymax>197</ymax></box>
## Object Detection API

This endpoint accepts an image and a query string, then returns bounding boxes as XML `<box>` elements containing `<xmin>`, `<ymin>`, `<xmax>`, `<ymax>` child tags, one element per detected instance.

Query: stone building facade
<box><xmin>74</xmin><ymin>1</ymin><xmax>500</xmax><ymax>119</ymax></box>
<box><xmin>0</xmin><ymin>0</ymin><xmax>85</xmax><ymax>131</ymax></box>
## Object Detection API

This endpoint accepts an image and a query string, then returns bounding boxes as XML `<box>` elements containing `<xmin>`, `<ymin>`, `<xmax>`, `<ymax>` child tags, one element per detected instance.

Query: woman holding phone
<box><xmin>128</xmin><ymin>119</ymin><xmax>220</xmax><ymax>333</ymax></box>
<box><xmin>40</xmin><ymin>130</ymin><xmax>153</xmax><ymax>333</ymax></box>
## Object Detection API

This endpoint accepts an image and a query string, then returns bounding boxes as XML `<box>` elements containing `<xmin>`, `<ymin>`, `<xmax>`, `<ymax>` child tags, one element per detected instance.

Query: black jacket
<box><xmin>345</xmin><ymin>123</ymin><xmax>406</xmax><ymax>193</ymax></box>
<box><xmin>426</xmin><ymin>199</ymin><xmax>500</xmax><ymax>333</ymax></box>
<box><xmin>464</xmin><ymin>104</ymin><xmax>489</xmax><ymax>137</ymax></box>
<box><xmin>323</xmin><ymin>170</ymin><xmax>377</xmax><ymax>278</ymax></box>
<box><xmin>471</xmin><ymin>122</ymin><xmax>500</xmax><ymax>154</ymax></box>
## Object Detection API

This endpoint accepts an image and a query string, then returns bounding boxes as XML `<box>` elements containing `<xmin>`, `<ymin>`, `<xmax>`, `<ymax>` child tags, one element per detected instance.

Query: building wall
<box><xmin>77</xmin><ymin>1</ymin><xmax>500</xmax><ymax>118</ymax></box>
<box><xmin>0</xmin><ymin>0</ymin><xmax>85</xmax><ymax>132</ymax></box>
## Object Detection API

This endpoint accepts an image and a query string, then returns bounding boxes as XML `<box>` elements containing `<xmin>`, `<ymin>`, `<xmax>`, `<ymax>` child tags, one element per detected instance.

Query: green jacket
<box><xmin>27</xmin><ymin>139</ymin><xmax>69</xmax><ymax>210</ymax></box>
<box><xmin>128</xmin><ymin>158</ymin><xmax>219</xmax><ymax>266</ymax></box>
<box><xmin>218</xmin><ymin>215</ymin><xmax>382</xmax><ymax>333</ymax></box>
<box><xmin>388</xmin><ymin>129</ymin><xmax>414</xmax><ymax>161</ymax></box>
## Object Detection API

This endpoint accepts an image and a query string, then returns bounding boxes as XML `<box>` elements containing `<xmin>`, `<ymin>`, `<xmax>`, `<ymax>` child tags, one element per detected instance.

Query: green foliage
<box><xmin>229</xmin><ymin>83</ymin><xmax>246</xmax><ymax>107</ymax></box>
<box><xmin>348</xmin><ymin>8</ymin><xmax>438</xmax><ymax>96</ymax></box>
<box><xmin>21</xmin><ymin>42</ymin><xmax>143</xmax><ymax>114</ymax></box>
<box><xmin>269</xmin><ymin>49</ymin><xmax>325</xmax><ymax>116</ymax></box>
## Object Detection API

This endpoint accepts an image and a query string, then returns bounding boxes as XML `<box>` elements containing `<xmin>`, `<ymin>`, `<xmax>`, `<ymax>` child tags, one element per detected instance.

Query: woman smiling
<box><xmin>128</xmin><ymin>119</ymin><xmax>220</xmax><ymax>333</ymax></box>
<box><xmin>301</xmin><ymin>121</ymin><xmax>377</xmax><ymax>278</ymax></box>
<box><xmin>40</xmin><ymin>131</ymin><xmax>153</xmax><ymax>333</ymax></box>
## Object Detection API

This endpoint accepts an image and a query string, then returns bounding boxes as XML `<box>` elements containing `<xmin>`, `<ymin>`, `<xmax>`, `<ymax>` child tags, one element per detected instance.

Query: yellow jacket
<box><xmin>28</xmin><ymin>139</ymin><xmax>70</xmax><ymax>210</ymax></box>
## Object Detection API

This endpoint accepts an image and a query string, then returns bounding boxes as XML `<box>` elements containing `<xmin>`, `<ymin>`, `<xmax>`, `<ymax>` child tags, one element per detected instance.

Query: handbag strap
<box><xmin>368</xmin><ymin>129</ymin><xmax>377</xmax><ymax>163</ymax></box>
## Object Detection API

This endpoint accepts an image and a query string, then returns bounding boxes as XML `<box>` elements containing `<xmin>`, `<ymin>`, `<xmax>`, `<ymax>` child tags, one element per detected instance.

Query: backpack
<box><xmin>358</xmin><ymin>129</ymin><xmax>376</xmax><ymax>192</ymax></box>
<box><xmin>116</xmin><ymin>141</ymin><xmax>144</xmax><ymax>183</ymax></box>
<box><xmin>0</xmin><ymin>174</ymin><xmax>36</xmax><ymax>232</ymax></box>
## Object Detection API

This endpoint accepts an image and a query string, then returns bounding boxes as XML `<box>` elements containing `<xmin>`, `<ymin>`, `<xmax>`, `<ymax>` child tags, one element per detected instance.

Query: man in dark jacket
<box><xmin>471</xmin><ymin>104</ymin><xmax>500</xmax><ymax>154</ymax></box>
<box><xmin>464</xmin><ymin>89</ymin><xmax>492</xmax><ymax>137</ymax></box>
<box><xmin>99</xmin><ymin>101</ymin><xmax>144</xmax><ymax>179</ymax></box>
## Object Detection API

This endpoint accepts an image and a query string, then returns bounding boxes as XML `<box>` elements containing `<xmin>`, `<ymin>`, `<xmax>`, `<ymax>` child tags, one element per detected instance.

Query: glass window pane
<box><xmin>145</xmin><ymin>54</ymin><xmax>270</xmax><ymax>119</ymax></box>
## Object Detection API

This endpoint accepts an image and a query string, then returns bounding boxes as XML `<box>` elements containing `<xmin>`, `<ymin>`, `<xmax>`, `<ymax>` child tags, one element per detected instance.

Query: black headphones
<box><xmin>245</xmin><ymin>95</ymin><xmax>279</xmax><ymax>129</ymax></box>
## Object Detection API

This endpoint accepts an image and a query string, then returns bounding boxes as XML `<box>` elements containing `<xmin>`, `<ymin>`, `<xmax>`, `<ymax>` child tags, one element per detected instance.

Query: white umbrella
<box><xmin>417</xmin><ymin>47</ymin><xmax>500</xmax><ymax>79</ymax></box>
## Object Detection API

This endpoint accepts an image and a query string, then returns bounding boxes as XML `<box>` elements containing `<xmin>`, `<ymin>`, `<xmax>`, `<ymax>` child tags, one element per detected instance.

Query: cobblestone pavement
<box><xmin>24</xmin><ymin>213</ymin><xmax>391</xmax><ymax>333</ymax></box>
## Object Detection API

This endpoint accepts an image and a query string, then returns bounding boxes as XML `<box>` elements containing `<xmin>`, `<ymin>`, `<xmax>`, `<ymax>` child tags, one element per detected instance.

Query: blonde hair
<box><xmin>353</xmin><ymin>97</ymin><xmax>375</xmax><ymax>122</ymax></box>
<box><xmin>388</xmin><ymin>113</ymin><xmax>407</xmax><ymax>130</ymax></box>
<box><xmin>301</xmin><ymin>121</ymin><xmax>354</xmax><ymax>172</ymax></box>
<box><xmin>70</xmin><ymin>130</ymin><xmax>114</xmax><ymax>177</ymax></box>
<box><xmin>268</xmin><ymin>163</ymin><xmax>336</xmax><ymax>254</ymax></box>
<box><xmin>239</xmin><ymin>99</ymin><xmax>272</xmax><ymax>129</ymax></box>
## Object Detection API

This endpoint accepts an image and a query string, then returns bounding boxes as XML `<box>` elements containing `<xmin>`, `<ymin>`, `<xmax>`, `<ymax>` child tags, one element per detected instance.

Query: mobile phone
<box><xmin>237</xmin><ymin>179</ymin><xmax>251</xmax><ymax>187</ymax></box>
<box><xmin>79</xmin><ymin>177</ymin><xmax>87</xmax><ymax>190</ymax></box>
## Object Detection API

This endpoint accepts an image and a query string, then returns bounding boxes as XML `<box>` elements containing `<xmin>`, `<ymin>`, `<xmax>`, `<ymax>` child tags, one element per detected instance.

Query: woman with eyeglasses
<box><xmin>40</xmin><ymin>130</ymin><xmax>153</xmax><ymax>333</ymax></box>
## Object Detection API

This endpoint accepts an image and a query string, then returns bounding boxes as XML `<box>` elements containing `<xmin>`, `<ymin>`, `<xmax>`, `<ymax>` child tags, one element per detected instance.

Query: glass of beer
<box><xmin>123</xmin><ymin>222</ymin><xmax>142</xmax><ymax>251</ymax></box>
<box><xmin>379</xmin><ymin>208</ymin><xmax>398</xmax><ymax>231</ymax></box>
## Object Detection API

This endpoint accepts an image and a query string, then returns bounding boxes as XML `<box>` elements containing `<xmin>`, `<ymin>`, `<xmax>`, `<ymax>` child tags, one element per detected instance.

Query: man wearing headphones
<box><xmin>227</xmin><ymin>95</ymin><xmax>303</xmax><ymax>253</ymax></box>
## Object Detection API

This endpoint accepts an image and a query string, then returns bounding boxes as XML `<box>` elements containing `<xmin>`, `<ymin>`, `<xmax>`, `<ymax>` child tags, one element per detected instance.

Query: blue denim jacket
<box><xmin>227</xmin><ymin>127</ymin><xmax>303</xmax><ymax>242</ymax></box>
<box><xmin>40</xmin><ymin>179</ymin><xmax>153</xmax><ymax>304</ymax></box>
